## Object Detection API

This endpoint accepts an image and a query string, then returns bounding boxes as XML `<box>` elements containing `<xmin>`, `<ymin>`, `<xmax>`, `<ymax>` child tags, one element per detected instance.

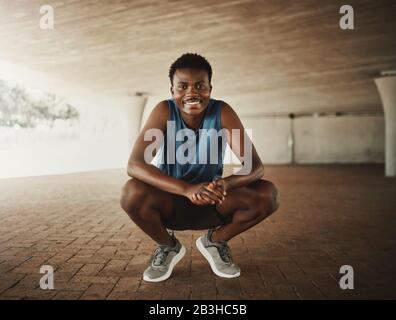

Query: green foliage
<box><xmin>0</xmin><ymin>79</ymin><xmax>79</xmax><ymax>128</ymax></box>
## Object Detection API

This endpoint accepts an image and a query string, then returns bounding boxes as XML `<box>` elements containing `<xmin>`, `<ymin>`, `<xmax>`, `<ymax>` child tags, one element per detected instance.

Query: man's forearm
<box><xmin>223</xmin><ymin>162</ymin><xmax>264</xmax><ymax>190</ymax></box>
<box><xmin>127</xmin><ymin>162</ymin><xmax>188</xmax><ymax>196</ymax></box>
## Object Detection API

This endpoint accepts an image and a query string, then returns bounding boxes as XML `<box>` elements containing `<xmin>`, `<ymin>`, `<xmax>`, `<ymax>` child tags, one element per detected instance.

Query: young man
<box><xmin>120</xmin><ymin>53</ymin><xmax>279</xmax><ymax>282</ymax></box>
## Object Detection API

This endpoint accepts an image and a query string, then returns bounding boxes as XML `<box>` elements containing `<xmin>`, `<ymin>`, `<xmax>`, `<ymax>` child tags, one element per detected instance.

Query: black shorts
<box><xmin>162</xmin><ymin>195</ymin><xmax>233</xmax><ymax>231</ymax></box>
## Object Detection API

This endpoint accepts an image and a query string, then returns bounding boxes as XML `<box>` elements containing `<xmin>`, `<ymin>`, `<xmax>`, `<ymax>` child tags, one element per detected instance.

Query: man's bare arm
<box><xmin>127</xmin><ymin>101</ymin><xmax>189</xmax><ymax>196</ymax></box>
<box><xmin>220</xmin><ymin>102</ymin><xmax>264</xmax><ymax>190</ymax></box>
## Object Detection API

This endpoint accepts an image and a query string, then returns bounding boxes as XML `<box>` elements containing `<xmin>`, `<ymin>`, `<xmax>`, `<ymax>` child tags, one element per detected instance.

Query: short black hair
<box><xmin>168</xmin><ymin>53</ymin><xmax>212</xmax><ymax>85</ymax></box>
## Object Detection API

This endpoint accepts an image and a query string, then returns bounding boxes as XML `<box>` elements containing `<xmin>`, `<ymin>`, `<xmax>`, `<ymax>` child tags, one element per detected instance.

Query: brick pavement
<box><xmin>0</xmin><ymin>165</ymin><xmax>395</xmax><ymax>300</ymax></box>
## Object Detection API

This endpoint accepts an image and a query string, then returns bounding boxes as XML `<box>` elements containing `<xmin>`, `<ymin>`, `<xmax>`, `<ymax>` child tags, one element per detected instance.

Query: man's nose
<box><xmin>186</xmin><ymin>85</ymin><xmax>197</xmax><ymax>95</ymax></box>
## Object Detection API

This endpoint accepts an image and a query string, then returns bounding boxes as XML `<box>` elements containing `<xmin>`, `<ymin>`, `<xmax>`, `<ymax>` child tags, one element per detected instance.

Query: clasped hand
<box><xmin>185</xmin><ymin>178</ymin><xmax>227</xmax><ymax>206</ymax></box>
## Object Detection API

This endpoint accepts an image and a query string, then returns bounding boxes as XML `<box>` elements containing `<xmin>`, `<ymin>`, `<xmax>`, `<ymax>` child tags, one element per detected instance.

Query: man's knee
<box><xmin>120</xmin><ymin>178</ymin><xmax>148</xmax><ymax>216</ymax></box>
<box><xmin>254</xmin><ymin>180</ymin><xmax>280</xmax><ymax>216</ymax></box>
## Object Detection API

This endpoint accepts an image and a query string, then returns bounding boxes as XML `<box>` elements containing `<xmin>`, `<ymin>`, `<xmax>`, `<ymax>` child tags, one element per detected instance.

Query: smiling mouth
<box><xmin>183</xmin><ymin>97</ymin><xmax>202</xmax><ymax>106</ymax></box>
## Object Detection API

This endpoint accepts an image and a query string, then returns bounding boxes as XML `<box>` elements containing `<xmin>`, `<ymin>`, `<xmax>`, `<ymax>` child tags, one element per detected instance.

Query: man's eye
<box><xmin>178</xmin><ymin>85</ymin><xmax>187</xmax><ymax>90</ymax></box>
<box><xmin>196</xmin><ymin>84</ymin><xmax>205</xmax><ymax>90</ymax></box>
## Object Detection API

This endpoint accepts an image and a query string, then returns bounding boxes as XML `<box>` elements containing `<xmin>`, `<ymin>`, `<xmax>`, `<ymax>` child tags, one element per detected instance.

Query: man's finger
<box><xmin>202</xmin><ymin>188</ymin><xmax>224</xmax><ymax>204</ymax></box>
<box><xmin>203</xmin><ymin>186</ymin><xmax>225</xmax><ymax>202</ymax></box>
<box><xmin>202</xmin><ymin>190</ymin><xmax>225</xmax><ymax>204</ymax></box>
<box><xmin>201</xmin><ymin>189</ymin><xmax>218</xmax><ymax>203</ymax></box>
<box><xmin>214</xmin><ymin>179</ymin><xmax>227</xmax><ymax>195</ymax></box>
<box><xmin>198</xmin><ymin>192</ymin><xmax>215</xmax><ymax>205</ymax></box>
<box><xmin>206</xmin><ymin>182</ymin><xmax>226</xmax><ymax>199</ymax></box>
<box><xmin>191</xmin><ymin>194</ymin><xmax>204</xmax><ymax>206</ymax></box>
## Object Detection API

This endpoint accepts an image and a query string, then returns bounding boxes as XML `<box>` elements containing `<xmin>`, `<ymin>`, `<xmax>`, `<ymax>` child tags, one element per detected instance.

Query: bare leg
<box><xmin>120</xmin><ymin>178</ymin><xmax>175</xmax><ymax>246</ymax></box>
<box><xmin>212</xmin><ymin>179</ymin><xmax>279</xmax><ymax>242</ymax></box>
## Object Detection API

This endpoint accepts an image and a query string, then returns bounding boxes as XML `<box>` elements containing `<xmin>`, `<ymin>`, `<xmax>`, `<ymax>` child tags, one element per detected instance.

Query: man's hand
<box><xmin>185</xmin><ymin>181</ymin><xmax>226</xmax><ymax>206</ymax></box>
<box><xmin>212</xmin><ymin>177</ymin><xmax>227</xmax><ymax>194</ymax></box>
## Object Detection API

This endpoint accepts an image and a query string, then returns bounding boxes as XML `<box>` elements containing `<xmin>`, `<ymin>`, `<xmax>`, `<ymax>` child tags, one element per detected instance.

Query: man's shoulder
<box><xmin>151</xmin><ymin>100</ymin><xmax>170</xmax><ymax>117</ymax></box>
<box><xmin>142</xmin><ymin>100</ymin><xmax>170</xmax><ymax>131</ymax></box>
<box><xmin>155</xmin><ymin>99</ymin><xmax>170</xmax><ymax>110</ymax></box>
<box><xmin>219</xmin><ymin>100</ymin><xmax>241</xmax><ymax>128</ymax></box>
<box><xmin>218</xmin><ymin>100</ymin><xmax>235</xmax><ymax>114</ymax></box>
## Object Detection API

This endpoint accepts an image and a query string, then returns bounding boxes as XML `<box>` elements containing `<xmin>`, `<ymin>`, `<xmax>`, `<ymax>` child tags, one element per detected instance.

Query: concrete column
<box><xmin>123</xmin><ymin>95</ymin><xmax>148</xmax><ymax>151</ymax></box>
<box><xmin>375</xmin><ymin>76</ymin><xmax>396</xmax><ymax>177</ymax></box>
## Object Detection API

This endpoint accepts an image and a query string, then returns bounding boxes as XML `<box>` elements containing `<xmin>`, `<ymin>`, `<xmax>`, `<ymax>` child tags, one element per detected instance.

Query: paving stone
<box><xmin>0</xmin><ymin>166</ymin><xmax>395</xmax><ymax>299</ymax></box>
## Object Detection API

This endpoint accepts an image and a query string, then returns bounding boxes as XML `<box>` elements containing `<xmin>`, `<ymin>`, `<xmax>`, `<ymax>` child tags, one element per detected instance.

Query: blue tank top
<box><xmin>156</xmin><ymin>98</ymin><xmax>226</xmax><ymax>184</ymax></box>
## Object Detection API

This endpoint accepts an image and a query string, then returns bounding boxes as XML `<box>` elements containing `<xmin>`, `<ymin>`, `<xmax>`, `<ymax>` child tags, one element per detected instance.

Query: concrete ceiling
<box><xmin>0</xmin><ymin>0</ymin><xmax>395</xmax><ymax>115</ymax></box>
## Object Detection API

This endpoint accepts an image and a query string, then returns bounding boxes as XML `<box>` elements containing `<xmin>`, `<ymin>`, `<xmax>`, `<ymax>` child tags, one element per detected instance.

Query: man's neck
<box><xmin>180</xmin><ymin>111</ymin><xmax>206</xmax><ymax>131</ymax></box>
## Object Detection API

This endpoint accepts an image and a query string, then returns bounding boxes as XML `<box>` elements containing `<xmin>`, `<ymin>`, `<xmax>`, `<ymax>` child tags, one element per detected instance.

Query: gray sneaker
<box><xmin>143</xmin><ymin>237</ymin><xmax>186</xmax><ymax>283</ymax></box>
<box><xmin>196</xmin><ymin>229</ymin><xmax>241</xmax><ymax>278</ymax></box>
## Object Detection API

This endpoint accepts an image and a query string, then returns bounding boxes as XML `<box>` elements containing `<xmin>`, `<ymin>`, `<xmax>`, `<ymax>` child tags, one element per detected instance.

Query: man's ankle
<box><xmin>160</xmin><ymin>237</ymin><xmax>176</xmax><ymax>247</ymax></box>
<box><xmin>210</xmin><ymin>229</ymin><xmax>222</xmax><ymax>243</ymax></box>
<box><xmin>169</xmin><ymin>236</ymin><xmax>177</xmax><ymax>247</ymax></box>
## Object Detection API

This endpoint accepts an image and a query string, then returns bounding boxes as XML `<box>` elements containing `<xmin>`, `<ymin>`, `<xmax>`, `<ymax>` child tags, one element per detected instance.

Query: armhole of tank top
<box><xmin>217</xmin><ymin>100</ymin><xmax>224</xmax><ymax>129</ymax></box>
<box><xmin>166</xmin><ymin>99</ymin><xmax>173</xmax><ymax>121</ymax></box>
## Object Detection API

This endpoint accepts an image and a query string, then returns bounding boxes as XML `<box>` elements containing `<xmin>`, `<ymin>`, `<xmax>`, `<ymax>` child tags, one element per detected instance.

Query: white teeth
<box><xmin>185</xmin><ymin>101</ymin><xmax>200</xmax><ymax>105</ymax></box>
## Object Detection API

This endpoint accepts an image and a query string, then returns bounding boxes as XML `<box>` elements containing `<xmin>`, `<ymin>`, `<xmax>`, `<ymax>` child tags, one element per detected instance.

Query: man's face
<box><xmin>171</xmin><ymin>68</ymin><xmax>212</xmax><ymax>116</ymax></box>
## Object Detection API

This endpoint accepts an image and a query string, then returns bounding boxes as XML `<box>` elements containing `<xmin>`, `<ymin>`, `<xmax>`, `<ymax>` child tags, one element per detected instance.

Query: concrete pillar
<box><xmin>123</xmin><ymin>95</ymin><xmax>148</xmax><ymax>151</ymax></box>
<box><xmin>375</xmin><ymin>76</ymin><xmax>396</xmax><ymax>177</ymax></box>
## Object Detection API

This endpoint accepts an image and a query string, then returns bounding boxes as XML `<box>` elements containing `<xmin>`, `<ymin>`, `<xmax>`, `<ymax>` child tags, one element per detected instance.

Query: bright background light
<box><xmin>0</xmin><ymin>59</ymin><xmax>130</xmax><ymax>179</ymax></box>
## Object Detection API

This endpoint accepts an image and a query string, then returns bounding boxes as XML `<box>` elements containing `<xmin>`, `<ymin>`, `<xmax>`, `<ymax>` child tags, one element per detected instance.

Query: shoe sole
<box><xmin>196</xmin><ymin>236</ymin><xmax>240</xmax><ymax>278</ymax></box>
<box><xmin>143</xmin><ymin>245</ymin><xmax>186</xmax><ymax>283</ymax></box>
